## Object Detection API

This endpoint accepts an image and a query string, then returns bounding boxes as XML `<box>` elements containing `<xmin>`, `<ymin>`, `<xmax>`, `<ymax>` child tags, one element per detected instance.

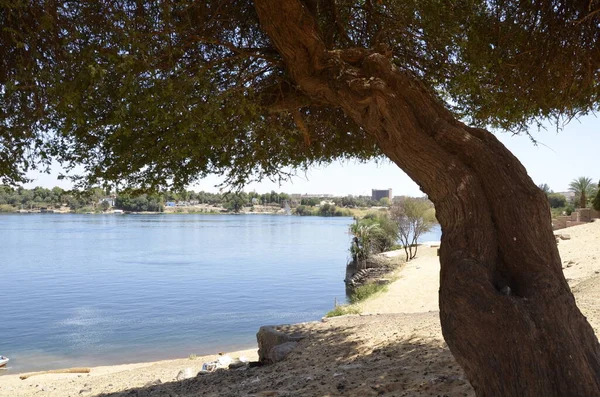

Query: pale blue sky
<box><xmin>25</xmin><ymin>114</ymin><xmax>598</xmax><ymax>196</ymax></box>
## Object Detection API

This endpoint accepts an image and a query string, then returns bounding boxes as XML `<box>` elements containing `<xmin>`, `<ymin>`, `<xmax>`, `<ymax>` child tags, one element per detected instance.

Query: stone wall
<box><xmin>553</xmin><ymin>208</ymin><xmax>599</xmax><ymax>230</ymax></box>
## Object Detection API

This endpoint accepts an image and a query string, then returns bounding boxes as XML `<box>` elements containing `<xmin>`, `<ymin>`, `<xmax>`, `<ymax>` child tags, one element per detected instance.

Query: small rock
<box><xmin>79</xmin><ymin>387</ymin><xmax>92</xmax><ymax>394</ymax></box>
<box><xmin>176</xmin><ymin>368</ymin><xmax>194</xmax><ymax>381</ymax></box>
<box><xmin>559</xmin><ymin>234</ymin><xmax>571</xmax><ymax>240</ymax></box>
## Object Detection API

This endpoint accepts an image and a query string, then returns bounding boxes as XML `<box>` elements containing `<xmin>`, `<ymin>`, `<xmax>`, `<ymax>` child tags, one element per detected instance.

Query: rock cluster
<box><xmin>345</xmin><ymin>267</ymin><xmax>392</xmax><ymax>288</ymax></box>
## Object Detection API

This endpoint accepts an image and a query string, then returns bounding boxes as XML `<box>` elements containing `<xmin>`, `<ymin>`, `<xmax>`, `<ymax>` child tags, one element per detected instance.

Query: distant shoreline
<box><xmin>0</xmin><ymin>210</ymin><xmax>356</xmax><ymax>217</ymax></box>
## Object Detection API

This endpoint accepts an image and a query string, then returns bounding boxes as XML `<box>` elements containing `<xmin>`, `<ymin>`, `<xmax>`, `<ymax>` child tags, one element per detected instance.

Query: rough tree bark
<box><xmin>253</xmin><ymin>1</ymin><xmax>600</xmax><ymax>395</ymax></box>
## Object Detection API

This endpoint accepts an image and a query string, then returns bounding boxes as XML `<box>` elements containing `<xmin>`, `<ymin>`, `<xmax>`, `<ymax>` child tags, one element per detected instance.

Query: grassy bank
<box><xmin>326</xmin><ymin>277</ymin><xmax>396</xmax><ymax>317</ymax></box>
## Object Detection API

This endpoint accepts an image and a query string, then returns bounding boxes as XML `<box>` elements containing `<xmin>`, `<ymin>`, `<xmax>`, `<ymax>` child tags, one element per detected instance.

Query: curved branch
<box><xmin>253</xmin><ymin>0</ymin><xmax>328</xmax><ymax>84</ymax></box>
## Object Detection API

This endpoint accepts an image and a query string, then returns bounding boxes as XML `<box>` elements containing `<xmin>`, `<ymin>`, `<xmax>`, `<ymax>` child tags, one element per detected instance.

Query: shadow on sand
<box><xmin>95</xmin><ymin>314</ymin><xmax>474</xmax><ymax>397</ymax></box>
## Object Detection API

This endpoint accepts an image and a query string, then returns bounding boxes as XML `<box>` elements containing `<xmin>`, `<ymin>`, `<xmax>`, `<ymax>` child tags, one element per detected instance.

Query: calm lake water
<box><xmin>0</xmin><ymin>214</ymin><xmax>441</xmax><ymax>373</ymax></box>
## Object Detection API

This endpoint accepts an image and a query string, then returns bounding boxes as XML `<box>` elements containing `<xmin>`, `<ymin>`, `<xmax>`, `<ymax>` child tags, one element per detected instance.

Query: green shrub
<box><xmin>593</xmin><ymin>181</ymin><xmax>600</xmax><ymax>211</ymax></box>
<box><xmin>318</xmin><ymin>203</ymin><xmax>337</xmax><ymax>216</ymax></box>
<box><xmin>348</xmin><ymin>282</ymin><xmax>389</xmax><ymax>304</ymax></box>
<box><xmin>0</xmin><ymin>204</ymin><xmax>16</xmax><ymax>212</ymax></box>
<box><xmin>547</xmin><ymin>193</ymin><xmax>567</xmax><ymax>208</ymax></box>
<box><xmin>294</xmin><ymin>205</ymin><xmax>312</xmax><ymax>216</ymax></box>
<box><xmin>325</xmin><ymin>305</ymin><xmax>361</xmax><ymax>317</ymax></box>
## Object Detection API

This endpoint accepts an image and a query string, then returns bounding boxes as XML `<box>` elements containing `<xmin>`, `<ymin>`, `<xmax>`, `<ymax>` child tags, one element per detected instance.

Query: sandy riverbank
<box><xmin>2</xmin><ymin>220</ymin><xmax>599</xmax><ymax>396</ymax></box>
<box><xmin>0</xmin><ymin>349</ymin><xmax>258</xmax><ymax>397</ymax></box>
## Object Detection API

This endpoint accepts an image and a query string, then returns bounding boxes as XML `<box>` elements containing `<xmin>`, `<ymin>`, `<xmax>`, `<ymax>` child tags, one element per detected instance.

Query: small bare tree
<box><xmin>390</xmin><ymin>198</ymin><xmax>437</xmax><ymax>261</ymax></box>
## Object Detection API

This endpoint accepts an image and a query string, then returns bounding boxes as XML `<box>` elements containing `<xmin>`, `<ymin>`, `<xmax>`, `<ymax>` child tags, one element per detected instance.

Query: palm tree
<box><xmin>568</xmin><ymin>177</ymin><xmax>596</xmax><ymax>208</ymax></box>
<box><xmin>349</xmin><ymin>222</ymin><xmax>381</xmax><ymax>269</ymax></box>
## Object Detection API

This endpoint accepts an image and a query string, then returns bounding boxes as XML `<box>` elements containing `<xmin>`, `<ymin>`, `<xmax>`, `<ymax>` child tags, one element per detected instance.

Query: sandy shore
<box><xmin>0</xmin><ymin>350</ymin><xmax>258</xmax><ymax>397</ymax></box>
<box><xmin>2</xmin><ymin>220</ymin><xmax>599</xmax><ymax>397</ymax></box>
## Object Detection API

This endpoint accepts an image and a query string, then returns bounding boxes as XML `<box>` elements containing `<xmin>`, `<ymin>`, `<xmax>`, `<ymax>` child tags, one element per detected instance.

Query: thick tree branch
<box><xmin>253</xmin><ymin>0</ymin><xmax>329</xmax><ymax>86</ymax></box>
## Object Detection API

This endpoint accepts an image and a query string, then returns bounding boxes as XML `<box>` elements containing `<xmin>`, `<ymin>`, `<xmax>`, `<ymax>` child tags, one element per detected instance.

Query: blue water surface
<box><xmin>0</xmin><ymin>214</ymin><xmax>357</xmax><ymax>373</ymax></box>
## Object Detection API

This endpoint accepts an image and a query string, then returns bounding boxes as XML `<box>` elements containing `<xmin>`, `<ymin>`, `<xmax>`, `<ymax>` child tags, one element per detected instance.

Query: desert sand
<box><xmin>1</xmin><ymin>220</ymin><xmax>599</xmax><ymax>397</ymax></box>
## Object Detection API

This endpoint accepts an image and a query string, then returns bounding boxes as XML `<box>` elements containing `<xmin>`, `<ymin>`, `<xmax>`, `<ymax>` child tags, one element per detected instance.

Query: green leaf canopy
<box><xmin>2</xmin><ymin>1</ymin><xmax>598</xmax><ymax>188</ymax></box>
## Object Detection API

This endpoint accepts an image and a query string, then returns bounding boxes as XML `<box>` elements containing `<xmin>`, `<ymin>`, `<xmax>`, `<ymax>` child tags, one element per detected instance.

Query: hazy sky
<box><xmin>24</xmin><ymin>114</ymin><xmax>598</xmax><ymax>196</ymax></box>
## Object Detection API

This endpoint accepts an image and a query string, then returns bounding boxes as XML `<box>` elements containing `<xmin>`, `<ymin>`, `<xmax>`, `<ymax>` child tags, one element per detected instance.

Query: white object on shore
<box><xmin>217</xmin><ymin>355</ymin><xmax>232</xmax><ymax>367</ymax></box>
<box><xmin>201</xmin><ymin>361</ymin><xmax>218</xmax><ymax>372</ymax></box>
<box><xmin>0</xmin><ymin>356</ymin><xmax>9</xmax><ymax>368</ymax></box>
<box><xmin>201</xmin><ymin>354</ymin><xmax>233</xmax><ymax>372</ymax></box>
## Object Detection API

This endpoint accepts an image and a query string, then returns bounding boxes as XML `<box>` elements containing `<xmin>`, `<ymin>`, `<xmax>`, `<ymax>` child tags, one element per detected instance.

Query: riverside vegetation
<box><xmin>0</xmin><ymin>185</ymin><xmax>384</xmax><ymax>216</ymax></box>
<box><xmin>328</xmin><ymin>198</ymin><xmax>437</xmax><ymax>317</ymax></box>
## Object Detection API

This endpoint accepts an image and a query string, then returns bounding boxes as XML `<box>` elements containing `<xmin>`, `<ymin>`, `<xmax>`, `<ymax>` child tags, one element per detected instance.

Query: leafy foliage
<box><xmin>547</xmin><ymin>193</ymin><xmax>567</xmax><ymax>209</ymax></box>
<box><xmin>115</xmin><ymin>194</ymin><xmax>163</xmax><ymax>212</ymax></box>
<box><xmin>293</xmin><ymin>204</ymin><xmax>311</xmax><ymax>216</ymax></box>
<box><xmin>325</xmin><ymin>304</ymin><xmax>360</xmax><ymax>318</ymax></box>
<box><xmin>538</xmin><ymin>183</ymin><xmax>552</xmax><ymax>195</ymax></box>
<box><xmin>569</xmin><ymin>177</ymin><xmax>597</xmax><ymax>208</ymax></box>
<box><xmin>223</xmin><ymin>192</ymin><xmax>248</xmax><ymax>213</ymax></box>
<box><xmin>2</xmin><ymin>1</ymin><xmax>599</xmax><ymax>188</ymax></box>
<box><xmin>349</xmin><ymin>212</ymin><xmax>398</xmax><ymax>268</ymax></box>
<box><xmin>378</xmin><ymin>197</ymin><xmax>390</xmax><ymax>207</ymax></box>
<box><xmin>389</xmin><ymin>197</ymin><xmax>436</xmax><ymax>261</ymax></box>
<box><xmin>593</xmin><ymin>181</ymin><xmax>600</xmax><ymax>212</ymax></box>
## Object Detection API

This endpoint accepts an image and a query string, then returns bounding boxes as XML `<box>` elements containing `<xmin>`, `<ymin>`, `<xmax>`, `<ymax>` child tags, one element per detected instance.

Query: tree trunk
<box><xmin>253</xmin><ymin>1</ymin><xmax>600</xmax><ymax>395</ymax></box>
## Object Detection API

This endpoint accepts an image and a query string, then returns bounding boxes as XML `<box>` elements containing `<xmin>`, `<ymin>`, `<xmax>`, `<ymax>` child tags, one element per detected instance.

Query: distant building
<box><xmin>556</xmin><ymin>192</ymin><xmax>576</xmax><ymax>203</ymax></box>
<box><xmin>372</xmin><ymin>189</ymin><xmax>392</xmax><ymax>202</ymax></box>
